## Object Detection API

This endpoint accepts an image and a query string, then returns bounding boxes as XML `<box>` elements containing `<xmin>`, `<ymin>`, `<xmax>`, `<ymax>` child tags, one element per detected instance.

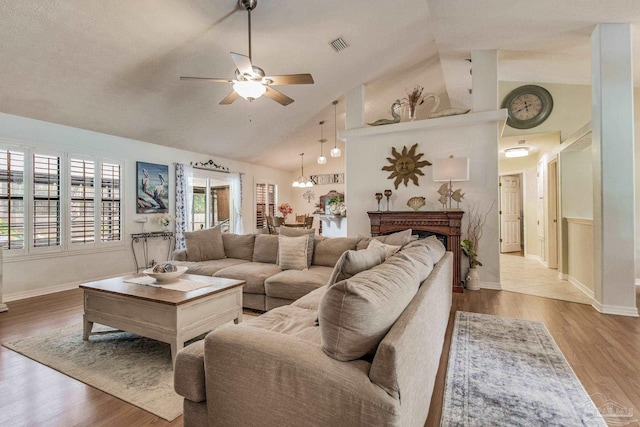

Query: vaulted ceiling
<box><xmin>1</xmin><ymin>0</ymin><xmax>639</xmax><ymax>171</ymax></box>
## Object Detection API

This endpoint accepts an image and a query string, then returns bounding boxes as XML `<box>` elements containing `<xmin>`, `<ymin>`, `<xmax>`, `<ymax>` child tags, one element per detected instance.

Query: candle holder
<box><xmin>375</xmin><ymin>193</ymin><xmax>383</xmax><ymax>211</ymax></box>
<box><xmin>384</xmin><ymin>189</ymin><xmax>392</xmax><ymax>211</ymax></box>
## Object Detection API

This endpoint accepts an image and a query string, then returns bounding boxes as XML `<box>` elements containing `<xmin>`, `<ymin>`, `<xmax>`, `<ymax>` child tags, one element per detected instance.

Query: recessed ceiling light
<box><xmin>505</xmin><ymin>147</ymin><xmax>529</xmax><ymax>158</ymax></box>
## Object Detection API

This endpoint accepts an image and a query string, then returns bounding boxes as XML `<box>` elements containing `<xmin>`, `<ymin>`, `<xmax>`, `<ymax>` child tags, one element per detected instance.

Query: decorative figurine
<box><xmin>368</xmin><ymin>100</ymin><xmax>403</xmax><ymax>126</ymax></box>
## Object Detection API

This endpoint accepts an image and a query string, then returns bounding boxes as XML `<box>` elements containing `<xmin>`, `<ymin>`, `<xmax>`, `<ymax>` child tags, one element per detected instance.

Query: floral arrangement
<box><xmin>278</xmin><ymin>203</ymin><xmax>293</xmax><ymax>221</ymax></box>
<box><xmin>154</xmin><ymin>213</ymin><xmax>175</xmax><ymax>228</ymax></box>
<box><xmin>402</xmin><ymin>85</ymin><xmax>425</xmax><ymax>120</ymax></box>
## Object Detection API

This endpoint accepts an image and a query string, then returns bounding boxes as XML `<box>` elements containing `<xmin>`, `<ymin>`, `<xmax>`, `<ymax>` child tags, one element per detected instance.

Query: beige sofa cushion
<box><xmin>242</xmin><ymin>305</ymin><xmax>321</xmax><ymax>344</ymax></box>
<box><xmin>404</xmin><ymin>235</ymin><xmax>446</xmax><ymax>263</ymax></box>
<box><xmin>356</xmin><ymin>228</ymin><xmax>413</xmax><ymax>250</ymax></box>
<box><xmin>252</xmin><ymin>234</ymin><xmax>279</xmax><ymax>264</ymax></box>
<box><xmin>222</xmin><ymin>233</ymin><xmax>255</xmax><ymax>261</ymax></box>
<box><xmin>312</xmin><ymin>237</ymin><xmax>358</xmax><ymax>267</ymax></box>
<box><xmin>214</xmin><ymin>262</ymin><xmax>282</xmax><ymax>294</ymax></box>
<box><xmin>265</xmin><ymin>265</ymin><xmax>334</xmax><ymax>301</ymax></box>
<box><xmin>291</xmin><ymin>285</ymin><xmax>328</xmax><ymax>311</ymax></box>
<box><xmin>327</xmin><ymin>246</ymin><xmax>387</xmax><ymax>287</ymax></box>
<box><xmin>318</xmin><ymin>251</ymin><xmax>424</xmax><ymax>361</ymax></box>
<box><xmin>170</xmin><ymin>258</ymin><xmax>249</xmax><ymax>276</ymax></box>
<box><xmin>278</xmin><ymin>235</ymin><xmax>309</xmax><ymax>271</ymax></box>
<box><xmin>184</xmin><ymin>227</ymin><xmax>226</xmax><ymax>261</ymax></box>
<box><xmin>367</xmin><ymin>238</ymin><xmax>401</xmax><ymax>259</ymax></box>
<box><xmin>279</xmin><ymin>227</ymin><xmax>315</xmax><ymax>267</ymax></box>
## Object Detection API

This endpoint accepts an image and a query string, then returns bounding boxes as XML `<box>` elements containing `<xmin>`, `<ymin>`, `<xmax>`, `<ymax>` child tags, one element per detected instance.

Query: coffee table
<box><xmin>80</xmin><ymin>274</ymin><xmax>245</xmax><ymax>366</ymax></box>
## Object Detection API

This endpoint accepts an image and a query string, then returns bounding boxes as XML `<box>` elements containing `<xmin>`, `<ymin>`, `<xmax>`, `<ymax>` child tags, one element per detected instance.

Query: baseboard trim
<box><xmin>567</xmin><ymin>276</ymin><xmax>595</xmax><ymax>300</ymax></box>
<box><xmin>480</xmin><ymin>281</ymin><xmax>502</xmax><ymax>290</ymax></box>
<box><xmin>525</xmin><ymin>254</ymin><xmax>545</xmax><ymax>266</ymax></box>
<box><xmin>5</xmin><ymin>282</ymin><xmax>79</xmax><ymax>302</ymax></box>
<box><xmin>4</xmin><ymin>272</ymin><xmax>131</xmax><ymax>302</ymax></box>
<box><xmin>592</xmin><ymin>300</ymin><xmax>639</xmax><ymax>317</ymax></box>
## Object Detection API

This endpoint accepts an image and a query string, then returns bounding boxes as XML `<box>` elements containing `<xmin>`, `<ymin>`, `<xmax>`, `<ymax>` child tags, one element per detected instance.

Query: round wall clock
<box><xmin>501</xmin><ymin>85</ymin><xmax>553</xmax><ymax>129</ymax></box>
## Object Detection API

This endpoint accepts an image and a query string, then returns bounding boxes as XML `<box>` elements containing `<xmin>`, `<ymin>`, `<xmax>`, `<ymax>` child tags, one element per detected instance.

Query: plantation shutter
<box><xmin>33</xmin><ymin>154</ymin><xmax>61</xmax><ymax>247</ymax></box>
<box><xmin>70</xmin><ymin>158</ymin><xmax>95</xmax><ymax>244</ymax></box>
<box><xmin>0</xmin><ymin>150</ymin><xmax>25</xmax><ymax>249</ymax></box>
<box><xmin>100</xmin><ymin>162</ymin><xmax>121</xmax><ymax>242</ymax></box>
<box><xmin>256</xmin><ymin>183</ymin><xmax>266</xmax><ymax>228</ymax></box>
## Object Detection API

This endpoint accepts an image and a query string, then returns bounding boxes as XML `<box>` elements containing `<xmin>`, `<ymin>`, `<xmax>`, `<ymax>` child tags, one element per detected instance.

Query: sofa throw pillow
<box><xmin>355</xmin><ymin>229</ymin><xmax>413</xmax><ymax>250</ymax></box>
<box><xmin>278</xmin><ymin>235</ymin><xmax>309</xmax><ymax>271</ymax></box>
<box><xmin>327</xmin><ymin>246</ymin><xmax>387</xmax><ymax>287</ymax></box>
<box><xmin>404</xmin><ymin>235</ymin><xmax>446</xmax><ymax>263</ymax></box>
<box><xmin>279</xmin><ymin>227</ymin><xmax>315</xmax><ymax>267</ymax></box>
<box><xmin>222</xmin><ymin>233</ymin><xmax>255</xmax><ymax>261</ymax></box>
<box><xmin>313</xmin><ymin>237</ymin><xmax>358</xmax><ymax>267</ymax></box>
<box><xmin>318</xmin><ymin>252</ymin><xmax>422</xmax><ymax>361</ymax></box>
<box><xmin>252</xmin><ymin>234</ymin><xmax>279</xmax><ymax>264</ymax></box>
<box><xmin>367</xmin><ymin>238</ymin><xmax>401</xmax><ymax>259</ymax></box>
<box><xmin>184</xmin><ymin>227</ymin><xmax>226</xmax><ymax>262</ymax></box>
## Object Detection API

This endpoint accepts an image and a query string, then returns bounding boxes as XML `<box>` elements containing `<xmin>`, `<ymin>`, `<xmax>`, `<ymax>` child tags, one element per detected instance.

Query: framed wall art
<box><xmin>136</xmin><ymin>161</ymin><xmax>169</xmax><ymax>213</ymax></box>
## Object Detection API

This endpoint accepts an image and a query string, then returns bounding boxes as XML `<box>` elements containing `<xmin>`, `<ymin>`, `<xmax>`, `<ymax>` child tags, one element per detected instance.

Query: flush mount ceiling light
<box><xmin>317</xmin><ymin>121</ymin><xmax>327</xmax><ymax>165</ymax></box>
<box><xmin>504</xmin><ymin>147</ymin><xmax>529</xmax><ymax>158</ymax></box>
<box><xmin>292</xmin><ymin>153</ymin><xmax>313</xmax><ymax>188</ymax></box>
<box><xmin>330</xmin><ymin>100</ymin><xmax>341</xmax><ymax>158</ymax></box>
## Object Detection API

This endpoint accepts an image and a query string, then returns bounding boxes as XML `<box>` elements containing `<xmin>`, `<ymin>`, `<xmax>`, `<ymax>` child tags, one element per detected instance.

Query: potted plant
<box><xmin>461</xmin><ymin>201</ymin><xmax>494</xmax><ymax>290</ymax></box>
<box><xmin>327</xmin><ymin>196</ymin><xmax>346</xmax><ymax>216</ymax></box>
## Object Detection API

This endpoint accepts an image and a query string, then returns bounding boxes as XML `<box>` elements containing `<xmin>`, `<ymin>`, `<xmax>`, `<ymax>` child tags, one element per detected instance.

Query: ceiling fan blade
<box><xmin>180</xmin><ymin>76</ymin><xmax>233</xmax><ymax>83</ymax></box>
<box><xmin>264</xmin><ymin>74</ymin><xmax>314</xmax><ymax>85</ymax></box>
<box><xmin>263</xmin><ymin>86</ymin><xmax>294</xmax><ymax>106</ymax></box>
<box><xmin>230</xmin><ymin>52</ymin><xmax>253</xmax><ymax>76</ymax></box>
<box><xmin>219</xmin><ymin>91</ymin><xmax>240</xmax><ymax>105</ymax></box>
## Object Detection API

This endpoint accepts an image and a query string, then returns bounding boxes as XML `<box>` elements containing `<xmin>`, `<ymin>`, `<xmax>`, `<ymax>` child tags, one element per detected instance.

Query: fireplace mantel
<box><xmin>368</xmin><ymin>210</ymin><xmax>464</xmax><ymax>292</ymax></box>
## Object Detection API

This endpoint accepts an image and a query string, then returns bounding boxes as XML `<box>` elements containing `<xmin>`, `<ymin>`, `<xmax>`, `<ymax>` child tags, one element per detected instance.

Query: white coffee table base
<box><xmin>82</xmin><ymin>285</ymin><xmax>243</xmax><ymax>366</ymax></box>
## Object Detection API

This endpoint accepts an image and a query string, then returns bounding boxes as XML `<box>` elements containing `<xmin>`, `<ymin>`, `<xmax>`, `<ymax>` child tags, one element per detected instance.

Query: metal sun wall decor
<box><xmin>382</xmin><ymin>144</ymin><xmax>431</xmax><ymax>189</ymax></box>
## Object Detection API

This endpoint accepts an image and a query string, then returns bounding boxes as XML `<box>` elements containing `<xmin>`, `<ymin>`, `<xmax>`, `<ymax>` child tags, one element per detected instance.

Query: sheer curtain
<box><xmin>231</xmin><ymin>172</ymin><xmax>244</xmax><ymax>234</ymax></box>
<box><xmin>174</xmin><ymin>163</ymin><xmax>193</xmax><ymax>249</ymax></box>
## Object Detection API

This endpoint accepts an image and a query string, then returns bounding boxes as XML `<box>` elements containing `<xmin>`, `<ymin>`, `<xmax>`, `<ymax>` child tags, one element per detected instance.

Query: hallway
<box><xmin>500</xmin><ymin>252</ymin><xmax>593</xmax><ymax>305</ymax></box>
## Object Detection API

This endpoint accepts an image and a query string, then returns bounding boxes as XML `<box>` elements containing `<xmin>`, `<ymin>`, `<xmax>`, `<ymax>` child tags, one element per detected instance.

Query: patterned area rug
<box><xmin>441</xmin><ymin>311</ymin><xmax>606</xmax><ymax>426</ymax></box>
<box><xmin>3</xmin><ymin>324</ymin><xmax>182</xmax><ymax>421</ymax></box>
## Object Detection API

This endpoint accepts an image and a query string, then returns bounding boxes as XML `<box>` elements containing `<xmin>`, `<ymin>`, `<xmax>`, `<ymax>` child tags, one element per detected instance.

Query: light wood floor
<box><xmin>1</xmin><ymin>287</ymin><xmax>639</xmax><ymax>426</ymax></box>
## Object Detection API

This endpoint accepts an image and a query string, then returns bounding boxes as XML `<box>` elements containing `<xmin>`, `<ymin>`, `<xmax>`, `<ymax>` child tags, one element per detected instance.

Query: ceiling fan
<box><xmin>180</xmin><ymin>0</ymin><xmax>314</xmax><ymax>106</ymax></box>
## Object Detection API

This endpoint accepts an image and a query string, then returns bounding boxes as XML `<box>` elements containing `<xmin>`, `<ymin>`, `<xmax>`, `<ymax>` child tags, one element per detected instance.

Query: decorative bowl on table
<box><xmin>143</xmin><ymin>265</ymin><xmax>188</xmax><ymax>283</ymax></box>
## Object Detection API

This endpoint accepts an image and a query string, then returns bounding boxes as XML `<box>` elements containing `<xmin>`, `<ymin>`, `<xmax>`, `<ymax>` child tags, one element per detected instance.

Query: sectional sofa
<box><xmin>171</xmin><ymin>226</ymin><xmax>413</xmax><ymax>311</ymax></box>
<box><xmin>174</xmin><ymin>234</ymin><xmax>453</xmax><ymax>426</ymax></box>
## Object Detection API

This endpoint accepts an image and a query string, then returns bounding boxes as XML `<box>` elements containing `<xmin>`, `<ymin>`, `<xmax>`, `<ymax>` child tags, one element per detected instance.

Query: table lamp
<box><xmin>432</xmin><ymin>156</ymin><xmax>469</xmax><ymax>209</ymax></box>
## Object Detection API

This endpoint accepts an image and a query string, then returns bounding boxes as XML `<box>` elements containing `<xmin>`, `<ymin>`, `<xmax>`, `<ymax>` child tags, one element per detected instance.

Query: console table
<box><xmin>131</xmin><ymin>231</ymin><xmax>175</xmax><ymax>271</ymax></box>
<box><xmin>367</xmin><ymin>211</ymin><xmax>464</xmax><ymax>292</ymax></box>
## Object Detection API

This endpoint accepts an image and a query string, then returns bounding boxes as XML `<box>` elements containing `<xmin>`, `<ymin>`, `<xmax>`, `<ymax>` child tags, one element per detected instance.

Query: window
<box><xmin>190</xmin><ymin>176</ymin><xmax>232</xmax><ymax>232</ymax></box>
<box><xmin>0</xmin><ymin>143</ymin><xmax>123</xmax><ymax>255</ymax></box>
<box><xmin>0</xmin><ymin>150</ymin><xmax>25</xmax><ymax>250</ymax></box>
<box><xmin>256</xmin><ymin>183</ymin><xmax>277</xmax><ymax>229</ymax></box>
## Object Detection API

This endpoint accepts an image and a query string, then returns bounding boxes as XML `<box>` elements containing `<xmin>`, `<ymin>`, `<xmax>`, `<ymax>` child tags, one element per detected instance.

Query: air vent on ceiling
<box><xmin>329</xmin><ymin>37</ymin><xmax>349</xmax><ymax>52</ymax></box>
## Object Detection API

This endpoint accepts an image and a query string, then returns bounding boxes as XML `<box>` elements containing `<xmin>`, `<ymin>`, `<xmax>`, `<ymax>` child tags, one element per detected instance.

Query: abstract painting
<box><xmin>136</xmin><ymin>162</ymin><xmax>169</xmax><ymax>214</ymax></box>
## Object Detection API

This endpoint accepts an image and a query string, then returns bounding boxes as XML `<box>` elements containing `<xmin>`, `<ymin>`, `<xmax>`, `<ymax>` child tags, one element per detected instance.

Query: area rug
<box><xmin>3</xmin><ymin>324</ymin><xmax>183</xmax><ymax>421</ymax></box>
<box><xmin>441</xmin><ymin>311</ymin><xmax>606</xmax><ymax>426</ymax></box>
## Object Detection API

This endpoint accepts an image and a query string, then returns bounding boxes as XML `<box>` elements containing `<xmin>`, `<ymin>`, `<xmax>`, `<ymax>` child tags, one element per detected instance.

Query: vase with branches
<box><xmin>461</xmin><ymin>200</ymin><xmax>495</xmax><ymax>289</ymax></box>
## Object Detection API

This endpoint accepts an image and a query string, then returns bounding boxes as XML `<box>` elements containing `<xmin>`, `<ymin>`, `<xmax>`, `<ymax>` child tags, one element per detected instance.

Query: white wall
<box><xmin>500</xmin><ymin>82</ymin><xmax>591</xmax><ymax>142</ymax></box>
<box><xmin>343</xmin><ymin>111</ymin><xmax>504</xmax><ymax>287</ymax></box>
<box><xmin>561</xmin><ymin>146</ymin><xmax>593</xmax><ymax>219</ymax></box>
<box><xmin>0</xmin><ymin>112</ymin><xmax>291</xmax><ymax>300</ymax></box>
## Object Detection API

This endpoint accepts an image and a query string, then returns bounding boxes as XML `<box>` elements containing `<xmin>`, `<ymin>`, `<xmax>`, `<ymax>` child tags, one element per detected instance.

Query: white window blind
<box><xmin>33</xmin><ymin>154</ymin><xmax>61</xmax><ymax>247</ymax></box>
<box><xmin>70</xmin><ymin>158</ymin><xmax>95</xmax><ymax>244</ymax></box>
<box><xmin>0</xmin><ymin>150</ymin><xmax>25</xmax><ymax>249</ymax></box>
<box><xmin>100</xmin><ymin>162</ymin><xmax>121</xmax><ymax>242</ymax></box>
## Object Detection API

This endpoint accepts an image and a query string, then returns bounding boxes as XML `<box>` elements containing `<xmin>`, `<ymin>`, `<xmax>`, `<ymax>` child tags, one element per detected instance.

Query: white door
<box><xmin>500</xmin><ymin>175</ymin><xmax>522</xmax><ymax>253</ymax></box>
<box><xmin>547</xmin><ymin>160</ymin><xmax>558</xmax><ymax>269</ymax></box>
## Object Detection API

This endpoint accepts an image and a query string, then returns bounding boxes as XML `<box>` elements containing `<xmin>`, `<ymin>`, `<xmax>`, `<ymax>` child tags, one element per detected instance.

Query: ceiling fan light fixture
<box><xmin>505</xmin><ymin>147</ymin><xmax>529</xmax><ymax>158</ymax></box>
<box><xmin>232</xmin><ymin>80</ymin><xmax>266</xmax><ymax>101</ymax></box>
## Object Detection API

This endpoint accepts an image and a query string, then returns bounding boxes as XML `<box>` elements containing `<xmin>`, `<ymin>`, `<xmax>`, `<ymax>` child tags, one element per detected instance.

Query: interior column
<box><xmin>591</xmin><ymin>23</ymin><xmax>638</xmax><ymax>316</ymax></box>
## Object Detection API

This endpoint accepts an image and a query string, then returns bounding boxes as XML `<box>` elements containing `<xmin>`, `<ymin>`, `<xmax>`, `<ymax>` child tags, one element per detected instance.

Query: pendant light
<box><xmin>317</xmin><ymin>121</ymin><xmax>327</xmax><ymax>164</ymax></box>
<box><xmin>330</xmin><ymin>100</ymin><xmax>342</xmax><ymax>157</ymax></box>
<box><xmin>292</xmin><ymin>153</ymin><xmax>313</xmax><ymax>188</ymax></box>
